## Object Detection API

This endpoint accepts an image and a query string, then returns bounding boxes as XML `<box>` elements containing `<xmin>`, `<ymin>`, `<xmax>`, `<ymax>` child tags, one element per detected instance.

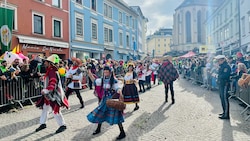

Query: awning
<box><xmin>117</xmin><ymin>50</ymin><xmax>128</xmax><ymax>54</ymax></box>
<box><xmin>72</xmin><ymin>45</ymin><xmax>104</xmax><ymax>52</ymax></box>
<box><xmin>180</xmin><ymin>51</ymin><xmax>196</xmax><ymax>58</ymax></box>
<box><xmin>16</xmin><ymin>35</ymin><xmax>69</xmax><ymax>48</ymax></box>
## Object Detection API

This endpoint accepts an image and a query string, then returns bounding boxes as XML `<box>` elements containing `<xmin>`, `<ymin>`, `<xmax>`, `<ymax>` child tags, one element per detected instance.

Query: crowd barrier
<box><xmin>180</xmin><ymin>67</ymin><xmax>250</xmax><ymax>121</ymax></box>
<box><xmin>0</xmin><ymin>75</ymin><xmax>89</xmax><ymax>109</ymax></box>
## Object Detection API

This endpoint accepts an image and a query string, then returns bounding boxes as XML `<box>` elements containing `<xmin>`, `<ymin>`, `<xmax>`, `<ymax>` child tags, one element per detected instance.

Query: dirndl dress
<box><xmin>122</xmin><ymin>72</ymin><xmax>140</xmax><ymax>104</ymax></box>
<box><xmin>87</xmin><ymin>90</ymin><xmax>124</xmax><ymax>125</ymax></box>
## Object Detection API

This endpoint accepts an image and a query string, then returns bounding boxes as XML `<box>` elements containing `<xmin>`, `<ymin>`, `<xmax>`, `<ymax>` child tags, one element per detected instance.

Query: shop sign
<box><xmin>22</xmin><ymin>44</ymin><xmax>63</xmax><ymax>52</ymax></box>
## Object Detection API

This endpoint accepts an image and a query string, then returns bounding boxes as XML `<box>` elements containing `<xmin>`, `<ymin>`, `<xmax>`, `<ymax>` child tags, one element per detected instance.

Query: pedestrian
<box><xmin>158</xmin><ymin>55</ymin><xmax>179</xmax><ymax>104</ymax></box>
<box><xmin>87</xmin><ymin>65</ymin><xmax>126</xmax><ymax>140</ymax></box>
<box><xmin>122</xmin><ymin>62</ymin><xmax>140</xmax><ymax>111</ymax></box>
<box><xmin>215</xmin><ymin>55</ymin><xmax>231</xmax><ymax>120</ymax></box>
<box><xmin>65</xmin><ymin>57</ymin><xmax>84</xmax><ymax>108</ymax></box>
<box><xmin>35</xmin><ymin>54</ymin><xmax>69</xmax><ymax>133</ymax></box>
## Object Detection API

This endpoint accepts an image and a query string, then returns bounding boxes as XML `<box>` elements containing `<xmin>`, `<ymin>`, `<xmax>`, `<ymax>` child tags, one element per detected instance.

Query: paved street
<box><xmin>0</xmin><ymin>79</ymin><xmax>250</xmax><ymax>141</ymax></box>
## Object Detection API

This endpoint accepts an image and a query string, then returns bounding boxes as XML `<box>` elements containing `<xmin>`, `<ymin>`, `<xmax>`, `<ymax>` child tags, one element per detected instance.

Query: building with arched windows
<box><xmin>172</xmin><ymin>0</ymin><xmax>222</xmax><ymax>52</ymax></box>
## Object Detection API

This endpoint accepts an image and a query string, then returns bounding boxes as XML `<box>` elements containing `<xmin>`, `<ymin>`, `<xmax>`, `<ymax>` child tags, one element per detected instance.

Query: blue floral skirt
<box><xmin>87</xmin><ymin>90</ymin><xmax>124</xmax><ymax>125</ymax></box>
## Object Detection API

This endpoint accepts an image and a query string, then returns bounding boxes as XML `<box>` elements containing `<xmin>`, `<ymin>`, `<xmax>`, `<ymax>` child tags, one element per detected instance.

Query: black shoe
<box><xmin>143</xmin><ymin>90</ymin><xmax>145</xmax><ymax>93</ymax></box>
<box><xmin>116</xmin><ymin>132</ymin><xmax>126</xmax><ymax>140</ymax></box>
<box><xmin>219</xmin><ymin>113</ymin><xmax>224</xmax><ymax>116</ymax></box>
<box><xmin>92</xmin><ymin>129</ymin><xmax>101</xmax><ymax>135</ymax></box>
<box><xmin>80</xmin><ymin>104</ymin><xmax>84</xmax><ymax>109</ymax></box>
<box><xmin>139</xmin><ymin>90</ymin><xmax>142</xmax><ymax>93</ymax></box>
<box><xmin>219</xmin><ymin>116</ymin><xmax>230</xmax><ymax>120</ymax></box>
<box><xmin>56</xmin><ymin>125</ymin><xmax>67</xmax><ymax>133</ymax></box>
<box><xmin>134</xmin><ymin>106</ymin><xmax>139</xmax><ymax>111</ymax></box>
<box><xmin>172</xmin><ymin>99</ymin><xmax>175</xmax><ymax>104</ymax></box>
<box><xmin>35</xmin><ymin>124</ymin><xmax>46</xmax><ymax>132</ymax></box>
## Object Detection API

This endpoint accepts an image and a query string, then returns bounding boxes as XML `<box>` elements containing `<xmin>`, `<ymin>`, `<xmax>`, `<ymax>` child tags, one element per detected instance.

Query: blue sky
<box><xmin>124</xmin><ymin>0</ymin><xmax>183</xmax><ymax>35</ymax></box>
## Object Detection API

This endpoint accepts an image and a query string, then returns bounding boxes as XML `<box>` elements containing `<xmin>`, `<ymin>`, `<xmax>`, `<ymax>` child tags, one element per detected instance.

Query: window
<box><xmin>52</xmin><ymin>0</ymin><xmax>61</xmax><ymax>8</ymax></box>
<box><xmin>33</xmin><ymin>14</ymin><xmax>44</xmax><ymax>34</ymax></box>
<box><xmin>225</xmin><ymin>8</ymin><xmax>227</xmax><ymax>21</ymax></box>
<box><xmin>164</xmin><ymin>39</ymin><xmax>166</xmax><ymax>41</ymax></box>
<box><xmin>91</xmin><ymin>0</ymin><xmax>96</xmax><ymax>11</ymax></box>
<box><xmin>185</xmin><ymin>11</ymin><xmax>191</xmax><ymax>43</ymax></box>
<box><xmin>164</xmin><ymin>44</ymin><xmax>166</xmax><ymax>47</ymax></box>
<box><xmin>242</xmin><ymin>16</ymin><xmax>245</xmax><ymax>36</ymax></box>
<box><xmin>104</xmin><ymin>28</ymin><xmax>108</xmax><ymax>42</ymax></box>
<box><xmin>132</xmin><ymin>18</ymin><xmax>135</xmax><ymax>29</ymax></box>
<box><xmin>119</xmin><ymin>12</ymin><xmax>122</xmax><ymax>23</ymax></box>
<box><xmin>126</xmin><ymin>15</ymin><xmax>129</xmax><ymax>26</ymax></box>
<box><xmin>248</xmin><ymin>14</ymin><xmax>250</xmax><ymax>33</ymax></box>
<box><xmin>108</xmin><ymin>6</ymin><xmax>112</xmax><ymax>19</ymax></box>
<box><xmin>158</xmin><ymin>39</ymin><xmax>160</xmax><ymax>42</ymax></box>
<box><xmin>126</xmin><ymin>35</ymin><xmax>129</xmax><ymax>47</ymax></box>
<box><xmin>158</xmin><ymin>44</ymin><xmax>160</xmax><ymax>47</ymax></box>
<box><xmin>53</xmin><ymin>19</ymin><xmax>62</xmax><ymax>38</ymax></box>
<box><xmin>92</xmin><ymin>23</ymin><xmax>97</xmax><ymax>40</ymax></box>
<box><xmin>104</xmin><ymin>26</ymin><xmax>113</xmax><ymax>43</ymax></box>
<box><xmin>76</xmin><ymin>0</ymin><xmax>82</xmax><ymax>5</ymax></box>
<box><xmin>104</xmin><ymin>3</ymin><xmax>108</xmax><ymax>17</ymax></box>
<box><xmin>119</xmin><ymin>32</ymin><xmax>123</xmax><ymax>46</ymax></box>
<box><xmin>109</xmin><ymin>29</ymin><xmax>113</xmax><ymax>42</ymax></box>
<box><xmin>75</xmin><ymin>13</ymin><xmax>84</xmax><ymax>37</ymax></box>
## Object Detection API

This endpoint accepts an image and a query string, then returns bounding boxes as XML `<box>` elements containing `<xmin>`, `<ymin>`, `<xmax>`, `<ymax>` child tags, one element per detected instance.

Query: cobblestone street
<box><xmin>0</xmin><ymin>79</ymin><xmax>250</xmax><ymax>141</ymax></box>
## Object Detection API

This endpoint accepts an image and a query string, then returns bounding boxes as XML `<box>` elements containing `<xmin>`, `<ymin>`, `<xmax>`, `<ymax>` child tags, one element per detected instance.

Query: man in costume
<box><xmin>65</xmin><ymin>57</ymin><xmax>84</xmax><ymax>108</ymax></box>
<box><xmin>35</xmin><ymin>54</ymin><xmax>69</xmax><ymax>133</ymax></box>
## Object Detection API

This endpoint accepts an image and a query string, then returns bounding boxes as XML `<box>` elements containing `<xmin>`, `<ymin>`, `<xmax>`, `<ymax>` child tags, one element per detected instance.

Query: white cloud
<box><xmin>123</xmin><ymin>0</ymin><xmax>183</xmax><ymax>35</ymax></box>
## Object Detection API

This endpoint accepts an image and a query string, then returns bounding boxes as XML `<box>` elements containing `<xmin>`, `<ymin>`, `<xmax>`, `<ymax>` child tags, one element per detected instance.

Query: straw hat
<box><xmin>162</xmin><ymin>55</ymin><xmax>172</xmax><ymax>61</ymax></box>
<box><xmin>127</xmin><ymin>62</ymin><xmax>135</xmax><ymax>68</ymax></box>
<box><xmin>71</xmin><ymin>57</ymin><xmax>82</xmax><ymax>66</ymax></box>
<box><xmin>45</xmin><ymin>54</ymin><xmax>60</xmax><ymax>65</ymax></box>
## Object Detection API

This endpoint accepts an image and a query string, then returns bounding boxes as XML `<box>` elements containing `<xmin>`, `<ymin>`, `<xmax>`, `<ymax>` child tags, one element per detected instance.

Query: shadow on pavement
<box><xmin>177</xmin><ymin>79</ymin><xmax>250</xmax><ymax>136</ymax></box>
<box><xmin>34</xmin><ymin>132</ymin><xmax>55</xmax><ymax>141</ymax></box>
<box><xmin>0</xmin><ymin>97</ymin><xmax>97</xmax><ymax>140</ymax></box>
<box><xmin>125</xmin><ymin>102</ymin><xmax>171</xmax><ymax>140</ymax></box>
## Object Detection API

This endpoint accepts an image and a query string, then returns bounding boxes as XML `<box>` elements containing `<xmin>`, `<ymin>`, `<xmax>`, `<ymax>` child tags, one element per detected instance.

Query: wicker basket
<box><xmin>106</xmin><ymin>99</ymin><xmax>126</xmax><ymax>111</ymax></box>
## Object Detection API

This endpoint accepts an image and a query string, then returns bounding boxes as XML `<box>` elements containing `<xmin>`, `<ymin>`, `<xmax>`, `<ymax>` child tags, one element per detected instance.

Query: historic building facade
<box><xmin>172</xmin><ymin>0</ymin><xmax>221</xmax><ymax>53</ymax></box>
<box><xmin>1</xmin><ymin>0</ymin><xmax>70</xmax><ymax>59</ymax></box>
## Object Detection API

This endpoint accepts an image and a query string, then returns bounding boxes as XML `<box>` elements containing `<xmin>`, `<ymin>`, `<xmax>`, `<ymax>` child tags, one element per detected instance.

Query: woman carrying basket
<box><xmin>87</xmin><ymin>65</ymin><xmax>126</xmax><ymax>140</ymax></box>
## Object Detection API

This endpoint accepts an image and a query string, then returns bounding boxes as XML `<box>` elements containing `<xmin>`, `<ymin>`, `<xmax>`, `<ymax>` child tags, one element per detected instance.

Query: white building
<box><xmin>240</xmin><ymin>0</ymin><xmax>250</xmax><ymax>53</ymax></box>
<box><xmin>206</xmin><ymin>0</ymin><xmax>240</xmax><ymax>56</ymax></box>
<box><xmin>172</xmin><ymin>0</ymin><xmax>221</xmax><ymax>53</ymax></box>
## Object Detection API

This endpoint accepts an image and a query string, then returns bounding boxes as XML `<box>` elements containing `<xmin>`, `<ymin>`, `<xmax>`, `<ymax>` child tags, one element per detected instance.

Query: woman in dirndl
<box><xmin>87</xmin><ymin>66</ymin><xmax>126</xmax><ymax>140</ymax></box>
<box><xmin>122</xmin><ymin>63</ymin><xmax>140</xmax><ymax>111</ymax></box>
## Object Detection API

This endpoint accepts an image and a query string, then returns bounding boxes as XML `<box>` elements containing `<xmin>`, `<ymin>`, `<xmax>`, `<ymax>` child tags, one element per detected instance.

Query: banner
<box><xmin>0</xmin><ymin>7</ymin><xmax>14</xmax><ymax>54</ymax></box>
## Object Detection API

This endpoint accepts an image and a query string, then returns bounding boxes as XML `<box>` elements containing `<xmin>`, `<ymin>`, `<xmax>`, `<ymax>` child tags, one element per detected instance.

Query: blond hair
<box><xmin>238</xmin><ymin>63</ymin><xmax>247</xmax><ymax>73</ymax></box>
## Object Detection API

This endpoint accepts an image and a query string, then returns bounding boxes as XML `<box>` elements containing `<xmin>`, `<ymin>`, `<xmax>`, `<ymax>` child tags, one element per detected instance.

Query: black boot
<box><xmin>80</xmin><ymin>101</ymin><xmax>84</xmax><ymax>109</ymax></box>
<box><xmin>93</xmin><ymin>124</ymin><xmax>102</xmax><ymax>135</ymax></box>
<box><xmin>35</xmin><ymin>124</ymin><xmax>46</xmax><ymax>132</ymax></box>
<box><xmin>172</xmin><ymin>98</ymin><xmax>175</xmax><ymax>104</ymax></box>
<box><xmin>117</xmin><ymin>124</ymin><xmax>126</xmax><ymax>140</ymax></box>
<box><xmin>134</xmin><ymin>103</ymin><xmax>139</xmax><ymax>111</ymax></box>
<box><xmin>55</xmin><ymin>125</ymin><xmax>67</xmax><ymax>133</ymax></box>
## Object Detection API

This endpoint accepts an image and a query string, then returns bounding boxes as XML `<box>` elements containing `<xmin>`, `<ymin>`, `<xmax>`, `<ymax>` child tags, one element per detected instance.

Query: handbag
<box><xmin>106</xmin><ymin>93</ymin><xmax>126</xmax><ymax>111</ymax></box>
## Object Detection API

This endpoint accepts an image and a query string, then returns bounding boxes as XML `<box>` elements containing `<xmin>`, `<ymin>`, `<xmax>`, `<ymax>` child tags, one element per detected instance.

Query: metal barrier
<box><xmin>182</xmin><ymin>67</ymin><xmax>250</xmax><ymax>121</ymax></box>
<box><xmin>0</xmin><ymin>77</ymin><xmax>42</xmax><ymax>108</ymax></box>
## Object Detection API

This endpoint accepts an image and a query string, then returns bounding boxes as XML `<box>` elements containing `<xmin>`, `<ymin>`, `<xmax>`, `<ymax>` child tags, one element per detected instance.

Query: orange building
<box><xmin>0</xmin><ymin>0</ymin><xmax>69</xmax><ymax>59</ymax></box>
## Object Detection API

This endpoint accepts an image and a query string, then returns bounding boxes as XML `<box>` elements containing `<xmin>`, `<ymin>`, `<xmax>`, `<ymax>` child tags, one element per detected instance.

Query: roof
<box><xmin>175</xmin><ymin>0</ymin><xmax>223</xmax><ymax>11</ymax></box>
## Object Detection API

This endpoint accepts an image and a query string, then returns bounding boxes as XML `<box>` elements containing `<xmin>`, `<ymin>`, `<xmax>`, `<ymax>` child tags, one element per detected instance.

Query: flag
<box><xmin>0</xmin><ymin>7</ymin><xmax>14</xmax><ymax>54</ymax></box>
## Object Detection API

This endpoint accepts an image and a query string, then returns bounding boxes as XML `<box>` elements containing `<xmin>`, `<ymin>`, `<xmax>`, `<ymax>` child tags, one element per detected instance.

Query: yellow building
<box><xmin>147</xmin><ymin>35</ymin><xmax>172</xmax><ymax>57</ymax></box>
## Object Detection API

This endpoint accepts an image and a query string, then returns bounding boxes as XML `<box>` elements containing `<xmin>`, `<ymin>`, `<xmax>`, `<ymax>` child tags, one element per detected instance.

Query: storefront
<box><xmin>15</xmin><ymin>35</ymin><xmax>69</xmax><ymax>60</ymax></box>
<box><xmin>71</xmin><ymin>45</ymin><xmax>103</xmax><ymax>60</ymax></box>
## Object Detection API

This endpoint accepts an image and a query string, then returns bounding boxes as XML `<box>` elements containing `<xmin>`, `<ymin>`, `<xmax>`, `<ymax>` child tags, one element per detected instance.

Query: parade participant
<box><xmin>87</xmin><ymin>66</ymin><xmax>126</xmax><ymax>140</ymax></box>
<box><xmin>150</xmin><ymin>59</ymin><xmax>160</xmax><ymax>85</ymax></box>
<box><xmin>35</xmin><ymin>54</ymin><xmax>69</xmax><ymax>133</ymax></box>
<box><xmin>123</xmin><ymin>62</ymin><xmax>139</xmax><ymax>111</ymax></box>
<box><xmin>136</xmin><ymin>62</ymin><xmax>146</xmax><ymax>93</ymax></box>
<box><xmin>65</xmin><ymin>57</ymin><xmax>84</xmax><ymax>108</ymax></box>
<box><xmin>58</xmin><ymin>61</ymin><xmax>66</xmax><ymax>88</ymax></box>
<box><xmin>215</xmin><ymin>55</ymin><xmax>231</xmax><ymax>120</ymax></box>
<box><xmin>158</xmin><ymin>55</ymin><xmax>179</xmax><ymax>104</ymax></box>
<box><xmin>145</xmin><ymin>64</ymin><xmax>152</xmax><ymax>90</ymax></box>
